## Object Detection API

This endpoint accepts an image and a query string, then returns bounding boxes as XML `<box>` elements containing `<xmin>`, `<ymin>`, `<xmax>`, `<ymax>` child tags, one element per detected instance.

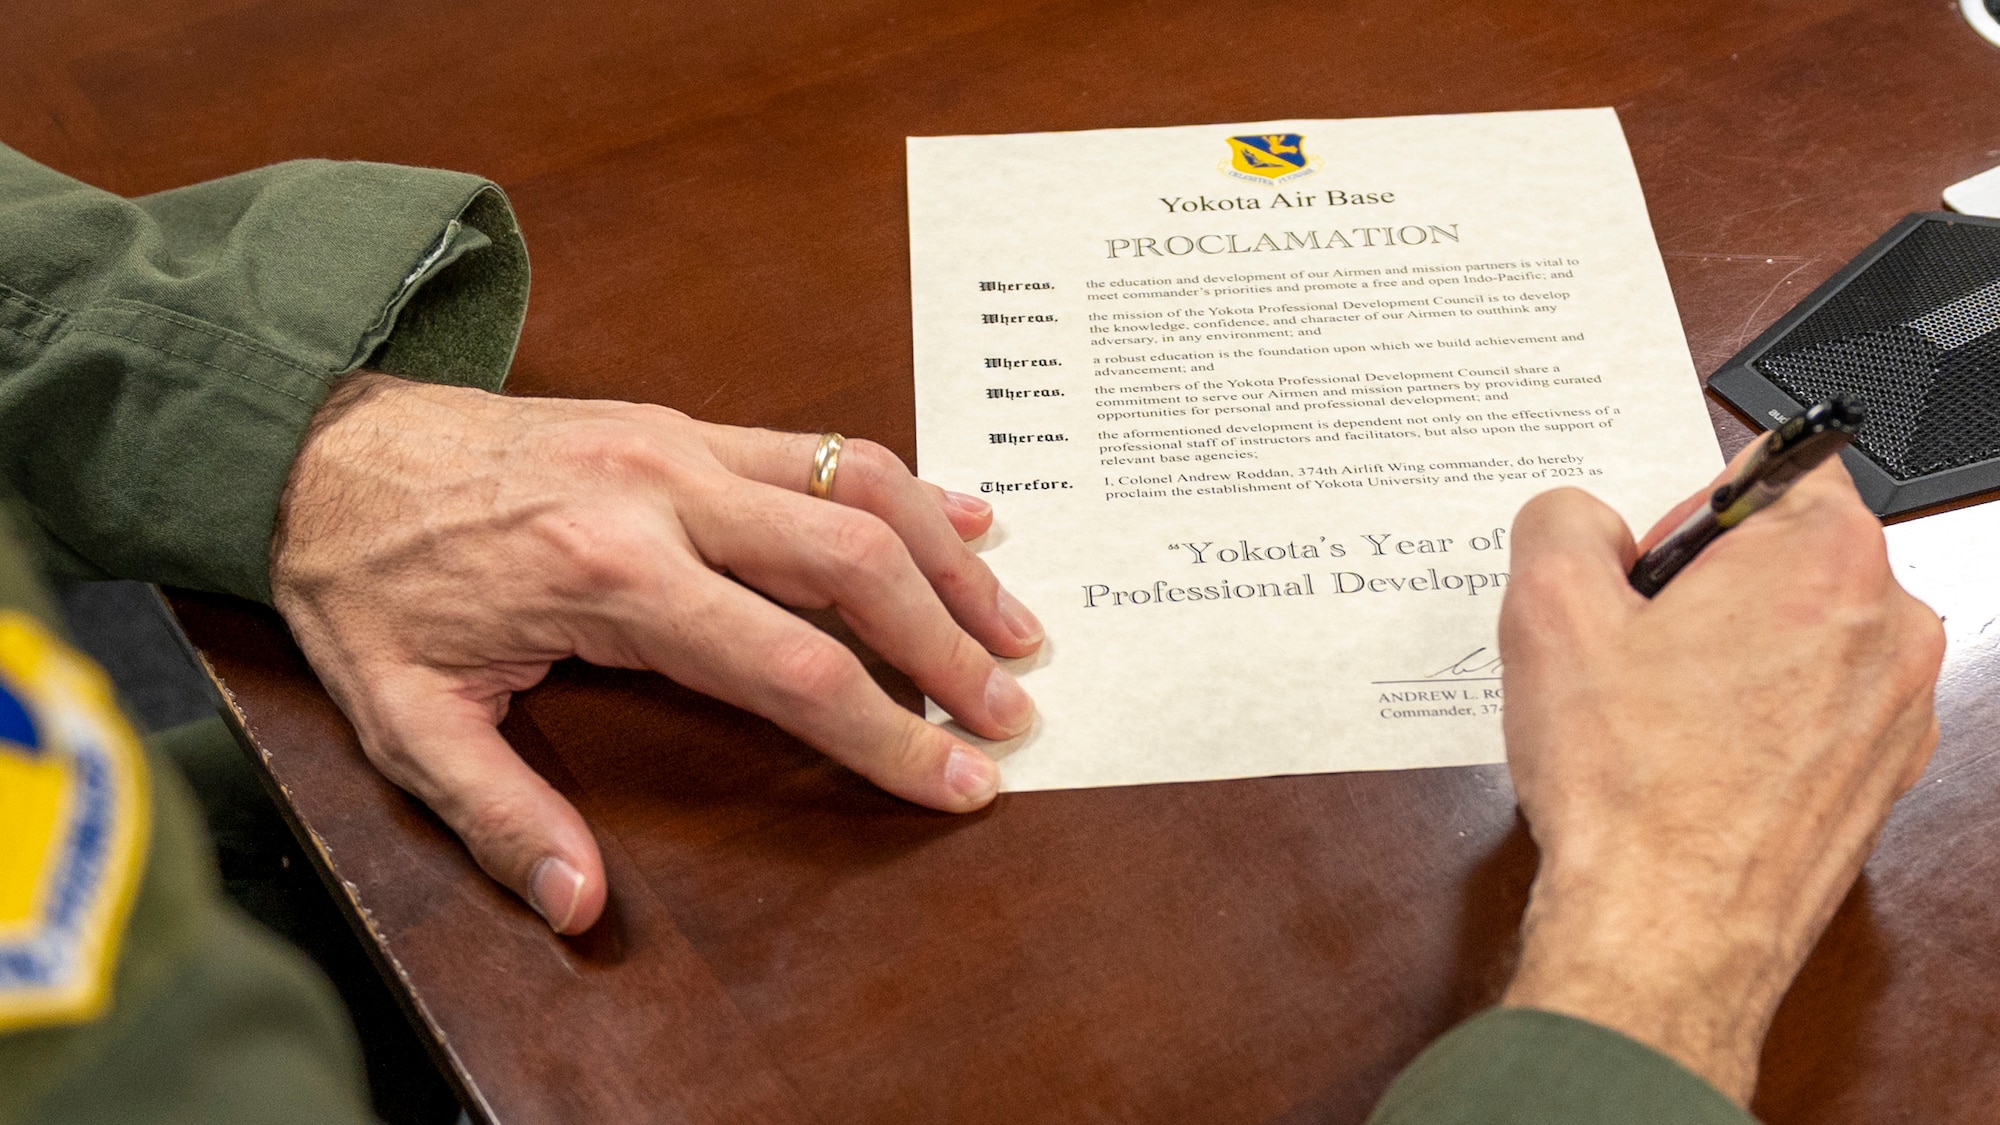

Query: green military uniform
<box><xmin>0</xmin><ymin>142</ymin><xmax>1754</xmax><ymax>1123</ymax></box>
<box><xmin>0</xmin><ymin>576</ymin><xmax>373</xmax><ymax>1123</ymax></box>
<box><xmin>0</xmin><ymin>141</ymin><xmax>525</xmax><ymax>1124</ymax></box>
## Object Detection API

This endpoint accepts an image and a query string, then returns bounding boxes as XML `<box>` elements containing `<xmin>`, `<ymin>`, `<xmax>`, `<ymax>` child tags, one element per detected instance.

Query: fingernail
<box><xmin>985</xmin><ymin>665</ymin><xmax>1035</xmax><ymax>734</ymax></box>
<box><xmin>996</xmin><ymin>586</ymin><xmax>1043</xmax><ymax>645</ymax></box>
<box><xmin>946</xmin><ymin>490</ymin><xmax>992</xmax><ymax>516</ymax></box>
<box><xmin>529</xmin><ymin>856</ymin><xmax>585</xmax><ymax>932</ymax></box>
<box><xmin>944</xmin><ymin>744</ymin><xmax>999</xmax><ymax>806</ymax></box>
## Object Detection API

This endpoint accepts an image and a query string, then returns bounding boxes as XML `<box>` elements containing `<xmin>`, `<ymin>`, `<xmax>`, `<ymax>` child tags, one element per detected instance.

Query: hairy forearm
<box><xmin>1491</xmin><ymin>462</ymin><xmax>1941</xmax><ymax>1107</ymax></box>
<box><xmin>1502</xmin><ymin>880</ymin><xmax>1795</xmax><ymax>1103</ymax></box>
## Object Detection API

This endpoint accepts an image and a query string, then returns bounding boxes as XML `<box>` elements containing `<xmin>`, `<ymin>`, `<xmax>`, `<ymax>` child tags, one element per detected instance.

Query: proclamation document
<box><xmin>907</xmin><ymin>109</ymin><xmax>1720</xmax><ymax>791</ymax></box>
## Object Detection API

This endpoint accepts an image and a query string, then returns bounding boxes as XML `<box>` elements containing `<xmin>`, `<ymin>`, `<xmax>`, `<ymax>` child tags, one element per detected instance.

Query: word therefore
<box><xmin>979</xmin><ymin>478</ymin><xmax>1071</xmax><ymax>494</ymax></box>
<box><xmin>979</xmin><ymin>281</ymin><xmax>1053</xmax><ymax>291</ymax></box>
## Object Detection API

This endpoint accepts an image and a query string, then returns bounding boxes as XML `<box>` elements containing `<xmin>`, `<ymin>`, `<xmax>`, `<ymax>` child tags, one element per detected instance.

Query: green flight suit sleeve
<box><xmin>1366</xmin><ymin>1008</ymin><xmax>1756</xmax><ymax>1125</ymax></box>
<box><xmin>0</xmin><ymin>508</ymin><xmax>378</xmax><ymax>1124</ymax></box>
<box><xmin>0</xmin><ymin>143</ymin><xmax>529</xmax><ymax>602</ymax></box>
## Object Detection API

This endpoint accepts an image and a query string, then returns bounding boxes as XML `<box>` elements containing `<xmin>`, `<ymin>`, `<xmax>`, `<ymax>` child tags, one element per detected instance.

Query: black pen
<box><xmin>1628</xmin><ymin>397</ymin><xmax>1866</xmax><ymax>597</ymax></box>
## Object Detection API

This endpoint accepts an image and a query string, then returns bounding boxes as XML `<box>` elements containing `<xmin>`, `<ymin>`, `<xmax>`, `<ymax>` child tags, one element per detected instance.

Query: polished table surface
<box><xmin>10</xmin><ymin>1</ymin><xmax>2000</xmax><ymax>1120</ymax></box>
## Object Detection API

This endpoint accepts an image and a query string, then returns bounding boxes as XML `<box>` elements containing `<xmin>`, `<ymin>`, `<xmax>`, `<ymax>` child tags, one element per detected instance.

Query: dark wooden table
<box><xmin>11</xmin><ymin>1</ymin><xmax>2000</xmax><ymax>1120</ymax></box>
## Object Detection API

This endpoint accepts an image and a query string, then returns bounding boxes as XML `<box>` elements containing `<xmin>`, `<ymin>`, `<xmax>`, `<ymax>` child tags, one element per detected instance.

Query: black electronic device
<box><xmin>1706</xmin><ymin>213</ymin><xmax>2000</xmax><ymax>517</ymax></box>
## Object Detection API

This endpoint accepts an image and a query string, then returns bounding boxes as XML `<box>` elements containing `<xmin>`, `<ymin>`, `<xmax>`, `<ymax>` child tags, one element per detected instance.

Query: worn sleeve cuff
<box><xmin>1366</xmin><ymin>1008</ymin><xmax>1755</xmax><ymax>1125</ymax></box>
<box><xmin>0</xmin><ymin>151</ymin><xmax>530</xmax><ymax>601</ymax></box>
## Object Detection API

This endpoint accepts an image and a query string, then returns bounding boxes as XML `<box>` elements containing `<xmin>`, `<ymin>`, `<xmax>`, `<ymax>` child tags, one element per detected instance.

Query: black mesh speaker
<box><xmin>1708</xmin><ymin>213</ymin><xmax>2000</xmax><ymax>516</ymax></box>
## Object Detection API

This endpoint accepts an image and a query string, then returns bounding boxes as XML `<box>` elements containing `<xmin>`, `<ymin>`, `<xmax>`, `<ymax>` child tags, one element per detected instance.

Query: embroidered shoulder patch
<box><xmin>0</xmin><ymin>611</ymin><xmax>149</xmax><ymax>1032</ymax></box>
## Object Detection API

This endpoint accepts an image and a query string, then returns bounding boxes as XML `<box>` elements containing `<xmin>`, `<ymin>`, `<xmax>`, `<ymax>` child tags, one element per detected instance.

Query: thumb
<box><xmin>357</xmin><ymin>681</ymin><xmax>607</xmax><ymax>935</ymax></box>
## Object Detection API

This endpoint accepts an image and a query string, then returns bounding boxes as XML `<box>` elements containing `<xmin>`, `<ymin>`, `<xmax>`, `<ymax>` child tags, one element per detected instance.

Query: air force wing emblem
<box><xmin>0</xmin><ymin>611</ymin><xmax>149</xmax><ymax>1032</ymax></box>
<box><xmin>1223</xmin><ymin>133</ymin><xmax>1320</xmax><ymax>184</ymax></box>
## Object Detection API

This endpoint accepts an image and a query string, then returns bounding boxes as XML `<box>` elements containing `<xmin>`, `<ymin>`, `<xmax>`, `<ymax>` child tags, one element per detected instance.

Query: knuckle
<box><xmin>457</xmin><ymin>792</ymin><xmax>548</xmax><ymax>868</ymax></box>
<box><xmin>602</xmin><ymin>400</ymin><xmax>691</xmax><ymax>431</ymax></box>
<box><xmin>1518</xmin><ymin>486</ymin><xmax>1598</xmax><ymax>524</ymax></box>
<box><xmin>844</xmin><ymin>439</ymin><xmax>909</xmax><ymax>482</ymax></box>
<box><xmin>357</xmin><ymin>736</ymin><xmax>427</xmax><ymax>793</ymax></box>
<box><xmin>821</xmin><ymin>510</ymin><xmax>908</xmax><ymax>585</ymax></box>
<box><xmin>355</xmin><ymin>737</ymin><xmax>546</xmax><ymax>876</ymax></box>
<box><xmin>636</xmin><ymin>403</ymin><xmax>692</xmax><ymax>426</ymax></box>
<box><xmin>1772</xmin><ymin>511</ymin><xmax>1886</xmax><ymax>604</ymax></box>
<box><xmin>837</xmin><ymin>439</ymin><xmax>911</xmax><ymax>503</ymax></box>
<box><xmin>537</xmin><ymin>514</ymin><xmax>653</xmax><ymax>594</ymax></box>
<box><xmin>1509</xmin><ymin>492</ymin><xmax>1563</xmax><ymax>539</ymax></box>
<box><xmin>879</xmin><ymin>718</ymin><xmax>943</xmax><ymax>782</ymax></box>
<box><xmin>553</xmin><ymin>422</ymin><xmax>675</xmax><ymax>483</ymax></box>
<box><xmin>1498</xmin><ymin>554</ymin><xmax>1601</xmax><ymax>658</ymax></box>
<box><xmin>1512</xmin><ymin>488</ymin><xmax>1621</xmax><ymax>551</ymax></box>
<box><xmin>1790</xmin><ymin>492</ymin><xmax>1884</xmax><ymax>567</ymax></box>
<box><xmin>1508</xmin><ymin>550</ymin><xmax>1591</xmax><ymax>604</ymax></box>
<box><xmin>937</xmin><ymin>627</ymin><xmax>990</xmax><ymax>681</ymax></box>
<box><xmin>1826</xmin><ymin>498</ymin><xmax>1887</xmax><ymax>551</ymax></box>
<box><xmin>1796</xmin><ymin>556</ymin><xmax>1869</xmax><ymax>604</ymax></box>
<box><xmin>1538</xmin><ymin>485</ymin><xmax>1597</xmax><ymax>507</ymax></box>
<box><xmin>766</xmin><ymin>631</ymin><xmax>864</xmax><ymax>709</ymax></box>
<box><xmin>929</xmin><ymin>549</ymin><xmax>992</xmax><ymax>603</ymax></box>
<box><xmin>1904</xmin><ymin>599</ymin><xmax>1947</xmax><ymax>667</ymax></box>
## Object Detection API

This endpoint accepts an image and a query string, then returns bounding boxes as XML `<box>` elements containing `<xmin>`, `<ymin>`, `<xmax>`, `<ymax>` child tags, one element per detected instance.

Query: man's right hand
<box><xmin>1496</xmin><ymin>457</ymin><xmax>1943</xmax><ymax>1104</ymax></box>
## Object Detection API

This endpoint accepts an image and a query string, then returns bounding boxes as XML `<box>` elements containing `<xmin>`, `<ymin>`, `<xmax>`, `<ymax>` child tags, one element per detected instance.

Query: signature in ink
<box><xmin>1424</xmin><ymin>647</ymin><xmax>1503</xmax><ymax>679</ymax></box>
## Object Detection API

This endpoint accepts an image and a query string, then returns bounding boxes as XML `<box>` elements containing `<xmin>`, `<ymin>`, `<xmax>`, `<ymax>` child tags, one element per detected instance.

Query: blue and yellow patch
<box><xmin>1222</xmin><ymin>133</ymin><xmax>1320</xmax><ymax>184</ymax></box>
<box><xmin>0</xmin><ymin>611</ymin><xmax>148</xmax><ymax>1032</ymax></box>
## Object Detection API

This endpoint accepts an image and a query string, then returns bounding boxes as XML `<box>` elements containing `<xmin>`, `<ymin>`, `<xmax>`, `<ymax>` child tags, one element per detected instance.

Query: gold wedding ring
<box><xmin>808</xmin><ymin>432</ymin><xmax>845</xmax><ymax>499</ymax></box>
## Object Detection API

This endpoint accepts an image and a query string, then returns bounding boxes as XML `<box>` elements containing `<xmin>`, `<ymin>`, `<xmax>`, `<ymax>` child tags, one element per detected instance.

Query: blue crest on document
<box><xmin>0</xmin><ymin>611</ymin><xmax>150</xmax><ymax>1032</ymax></box>
<box><xmin>1220</xmin><ymin>133</ymin><xmax>1322</xmax><ymax>185</ymax></box>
